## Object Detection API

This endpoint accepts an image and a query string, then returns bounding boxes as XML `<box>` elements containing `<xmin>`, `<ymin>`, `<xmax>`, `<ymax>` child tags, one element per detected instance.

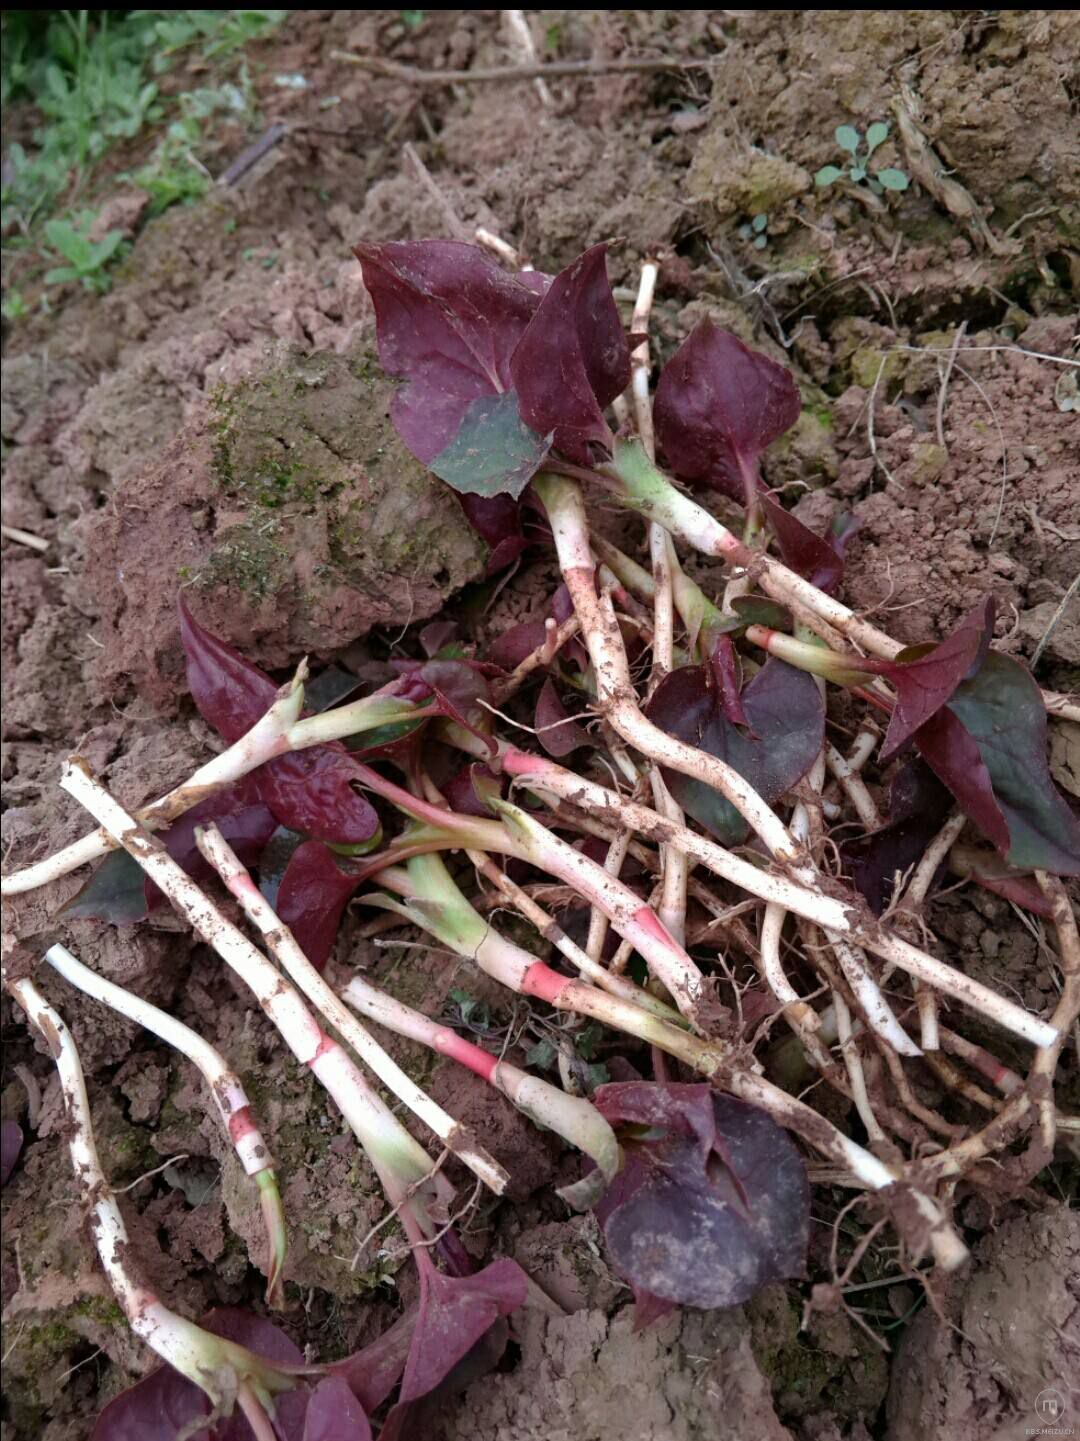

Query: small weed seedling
<box><xmin>816</xmin><ymin>121</ymin><xmax>909</xmax><ymax>195</ymax></box>
<box><xmin>738</xmin><ymin>212</ymin><xmax>771</xmax><ymax>249</ymax></box>
<box><xmin>43</xmin><ymin>211</ymin><xmax>126</xmax><ymax>292</ymax></box>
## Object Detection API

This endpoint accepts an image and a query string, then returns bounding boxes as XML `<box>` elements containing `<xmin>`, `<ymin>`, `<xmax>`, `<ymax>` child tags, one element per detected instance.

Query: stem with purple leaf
<box><xmin>0</xmin><ymin>676</ymin><xmax>427</xmax><ymax>897</ymax></box>
<box><xmin>56</xmin><ymin>758</ymin><xmax>504</xmax><ymax>1201</ymax></box>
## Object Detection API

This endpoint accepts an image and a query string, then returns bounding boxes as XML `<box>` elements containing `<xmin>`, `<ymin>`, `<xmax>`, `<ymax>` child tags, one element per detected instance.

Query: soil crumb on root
<box><xmin>886</xmin><ymin>1207</ymin><xmax>1080</xmax><ymax>1441</ymax></box>
<box><xmin>84</xmin><ymin>347</ymin><xmax>486</xmax><ymax>709</ymax></box>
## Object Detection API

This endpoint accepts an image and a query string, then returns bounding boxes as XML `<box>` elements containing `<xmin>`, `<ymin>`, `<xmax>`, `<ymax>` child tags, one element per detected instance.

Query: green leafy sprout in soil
<box><xmin>815</xmin><ymin>121</ymin><xmax>909</xmax><ymax>195</ymax></box>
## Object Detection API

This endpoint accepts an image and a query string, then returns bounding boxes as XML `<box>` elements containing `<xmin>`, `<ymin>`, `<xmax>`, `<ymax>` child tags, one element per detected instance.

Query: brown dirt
<box><xmin>886</xmin><ymin>1207</ymin><xmax>1080</xmax><ymax>1441</ymax></box>
<box><xmin>3</xmin><ymin>9</ymin><xmax>1079</xmax><ymax>1440</ymax></box>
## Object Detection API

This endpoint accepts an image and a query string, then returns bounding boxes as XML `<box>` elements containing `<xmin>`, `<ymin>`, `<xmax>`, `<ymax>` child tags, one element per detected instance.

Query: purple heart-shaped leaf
<box><xmin>591</xmin><ymin>1084</ymin><xmax>810</xmax><ymax>1320</ymax></box>
<box><xmin>646</xmin><ymin>657</ymin><xmax>824</xmax><ymax>844</ymax></box>
<box><xmin>275</xmin><ymin>841</ymin><xmax>366</xmax><ymax>971</ymax></box>
<box><xmin>654</xmin><ymin>321</ymin><xmax>801</xmax><ymax>505</ymax></box>
<box><xmin>510</xmin><ymin>243</ymin><xmax>630</xmax><ymax>464</ymax></box>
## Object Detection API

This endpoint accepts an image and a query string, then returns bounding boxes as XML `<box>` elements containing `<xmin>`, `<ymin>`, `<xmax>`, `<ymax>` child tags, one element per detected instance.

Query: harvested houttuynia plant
<box><xmin>3</xmin><ymin>231</ymin><xmax>1079</xmax><ymax>1439</ymax></box>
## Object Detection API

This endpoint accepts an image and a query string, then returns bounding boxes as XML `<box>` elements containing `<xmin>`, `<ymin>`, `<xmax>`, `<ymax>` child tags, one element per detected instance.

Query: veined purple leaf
<box><xmin>759</xmin><ymin>493</ymin><xmax>844</xmax><ymax>597</ymax></box>
<box><xmin>843</xmin><ymin>760</ymin><xmax>953</xmax><ymax>914</ymax></box>
<box><xmin>430</xmin><ymin>389</ymin><xmax>552</xmax><ymax>500</ymax></box>
<box><xmin>276</xmin><ymin>841</ymin><xmax>365</xmax><ymax>971</ymax></box>
<box><xmin>1</xmin><ymin>1122</ymin><xmax>23</xmax><ymax>1187</ymax></box>
<box><xmin>646</xmin><ymin>657</ymin><xmax>824</xmax><ymax>844</ymax></box>
<box><xmin>180</xmin><ymin>602</ymin><xmax>380</xmax><ymax>846</ymax></box>
<box><xmin>877</xmin><ymin>596</ymin><xmax>995</xmax><ymax>760</ymax></box>
<box><xmin>654</xmin><ymin>321</ymin><xmax>801</xmax><ymax>505</ymax></box>
<box><xmin>90</xmin><ymin>1308</ymin><xmax>307</xmax><ymax>1441</ymax></box>
<box><xmin>354</xmin><ymin>240</ymin><xmax>541</xmax><ymax>465</ymax></box>
<box><xmin>379</xmin><ymin>1259</ymin><xmax>528</xmax><ymax>1441</ymax></box>
<box><xmin>535</xmin><ymin>677</ymin><xmax>592</xmax><ymax>757</ymax></box>
<box><xmin>510</xmin><ymin>244</ymin><xmax>631</xmax><ymax>464</ymax></box>
<box><xmin>302</xmin><ymin>1377</ymin><xmax>372</xmax><ymax>1441</ymax></box>
<box><xmin>331</xmin><ymin>1310</ymin><xmax>415</xmax><ymax>1415</ymax></box>
<box><xmin>456</xmin><ymin>492</ymin><xmax>528</xmax><ymax>574</ymax></box>
<box><xmin>592</xmin><ymin>1083</ymin><xmax>810</xmax><ymax>1319</ymax></box>
<box><xmin>919</xmin><ymin>651</ymin><xmax>1080</xmax><ymax>874</ymax></box>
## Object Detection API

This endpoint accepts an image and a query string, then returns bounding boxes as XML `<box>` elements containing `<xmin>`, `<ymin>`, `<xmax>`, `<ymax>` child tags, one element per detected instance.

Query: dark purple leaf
<box><xmin>487</xmin><ymin>617</ymin><xmax>548</xmax><ymax>670</ymax></box>
<box><xmin>914</xmin><ymin>707</ymin><xmax>1010</xmax><ymax>855</ymax></box>
<box><xmin>442</xmin><ymin>764</ymin><xmax>503</xmax><ymax>817</ymax></box>
<box><xmin>304</xmin><ymin>666</ymin><xmax>363</xmax><ymax>713</ymax></box>
<box><xmin>1</xmin><ymin>1122</ymin><xmax>23</xmax><ymax>1187</ymax></box>
<box><xmin>419</xmin><ymin>621</ymin><xmax>460</xmax><ymax>658</ymax></box>
<box><xmin>646</xmin><ymin>658</ymin><xmax>824</xmax><ymax>844</ymax></box>
<box><xmin>331</xmin><ymin>1310</ymin><xmax>415</xmax><ymax>1415</ymax></box>
<box><xmin>535</xmin><ymin>678</ymin><xmax>591</xmax><ymax>757</ymax></box>
<box><xmin>180</xmin><ymin>602</ymin><xmax>380</xmax><ymax>847</ymax></box>
<box><xmin>64</xmin><ymin>780</ymin><xmax>277</xmax><ymax>926</ymax></box>
<box><xmin>654</xmin><ymin>321</ymin><xmax>801</xmax><ymax>505</ymax></box>
<box><xmin>760</xmin><ymin>493</ymin><xmax>844</xmax><ymax>596</ymax></box>
<box><xmin>379</xmin><ymin>1259</ymin><xmax>528</xmax><ymax>1441</ymax></box>
<box><xmin>710</xmin><ymin>635</ymin><xmax>748</xmax><ymax>728</ymax></box>
<box><xmin>257</xmin><ymin>826</ymin><xmax>307</xmax><ymax>909</ymax></box>
<box><xmin>276</xmin><ymin>841</ymin><xmax>365</xmax><ymax>971</ymax></box>
<box><xmin>430</xmin><ymin>389</ymin><xmax>552</xmax><ymax>500</ymax></box>
<box><xmin>877</xmin><ymin>596</ymin><xmax>995</xmax><ymax>760</ymax></box>
<box><xmin>456</xmin><ymin>492</ymin><xmax>528</xmax><ymax>574</ymax></box>
<box><xmin>843</xmin><ymin>760</ymin><xmax>953</xmax><ymax>914</ymax></box>
<box><xmin>510</xmin><ymin>244</ymin><xmax>630</xmax><ymax>464</ymax></box>
<box><xmin>948</xmin><ymin>843</ymin><xmax>1055</xmax><ymax>917</ymax></box>
<box><xmin>62</xmin><ymin>849</ymin><xmax>150</xmax><ymax>925</ymax></box>
<box><xmin>90</xmin><ymin>1308</ymin><xmax>306</xmax><ymax>1441</ymax></box>
<box><xmin>919</xmin><ymin>651</ymin><xmax>1080</xmax><ymax>874</ymax></box>
<box><xmin>355</xmin><ymin>240</ymin><xmax>541</xmax><ymax>471</ymax></box>
<box><xmin>180</xmin><ymin>597</ymin><xmax>276</xmax><ymax>741</ymax></box>
<box><xmin>591</xmin><ymin>1084</ymin><xmax>810</xmax><ymax>1318</ymax></box>
<box><xmin>302</xmin><ymin>1377</ymin><xmax>371</xmax><ymax>1441</ymax></box>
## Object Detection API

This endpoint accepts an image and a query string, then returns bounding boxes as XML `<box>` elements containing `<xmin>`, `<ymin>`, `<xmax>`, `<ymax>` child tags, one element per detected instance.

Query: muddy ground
<box><xmin>2</xmin><ymin>10</ymin><xmax>1078</xmax><ymax>1440</ymax></box>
